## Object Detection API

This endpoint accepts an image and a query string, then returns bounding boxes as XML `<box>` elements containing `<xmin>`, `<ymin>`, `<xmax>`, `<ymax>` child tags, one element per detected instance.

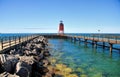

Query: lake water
<box><xmin>49</xmin><ymin>38</ymin><xmax>120</xmax><ymax>77</ymax></box>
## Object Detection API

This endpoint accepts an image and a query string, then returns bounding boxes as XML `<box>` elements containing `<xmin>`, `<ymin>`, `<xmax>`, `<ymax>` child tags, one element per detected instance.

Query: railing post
<box><xmin>115</xmin><ymin>36</ymin><xmax>117</xmax><ymax>44</ymax></box>
<box><xmin>84</xmin><ymin>39</ymin><xmax>87</xmax><ymax>45</ymax></box>
<box><xmin>9</xmin><ymin>36</ymin><xmax>11</xmax><ymax>47</ymax></box>
<box><xmin>20</xmin><ymin>36</ymin><xmax>22</xmax><ymax>43</ymax></box>
<box><xmin>93</xmin><ymin>35</ymin><xmax>94</xmax><ymax>41</ymax></box>
<box><xmin>107</xmin><ymin>36</ymin><xmax>109</xmax><ymax>42</ymax></box>
<box><xmin>24</xmin><ymin>35</ymin><xmax>25</xmax><ymax>41</ymax></box>
<box><xmin>109</xmin><ymin>43</ymin><xmax>113</xmax><ymax>53</ymax></box>
<box><xmin>19</xmin><ymin>36</ymin><xmax>21</xmax><ymax>43</ymax></box>
<box><xmin>0</xmin><ymin>38</ymin><xmax>3</xmax><ymax>50</ymax></box>
<box><xmin>30</xmin><ymin>35</ymin><xmax>31</xmax><ymax>39</ymax></box>
<box><xmin>98</xmin><ymin>34</ymin><xmax>100</xmax><ymax>41</ymax></box>
<box><xmin>103</xmin><ymin>42</ymin><xmax>105</xmax><ymax>49</ymax></box>
<box><xmin>102</xmin><ymin>35</ymin><xmax>103</xmax><ymax>42</ymax></box>
<box><xmin>89</xmin><ymin>34</ymin><xmax>90</xmax><ymax>39</ymax></box>
<box><xmin>26</xmin><ymin>35</ymin><xmax>27</xmax><ymax>41</ymax></box>
<box><xmin>84</xmin><ymin>35</ymin><xmax>85</xmax><ymax>40</ymax></box>
<box><xmin>27</xmin><ymin>35</ymin><xmax>28</xmax><ymax>41</ymax></box>
<box><xmin>15</xmin><ymin>36</ymin><xmax>16</xmax><ymax>44</ymax></box>
<box><xmin>74</xmin><ymin>37</ymin><xmax>76</xmax><ymax>43</ymax></box>
<box><xmin>94</xmin><ymin>41</ymin><xmax>97</xmax><ymax>48</ymax></box>
<box><xmin>28</xmin><ymin>35</ymin><xmax>30</xmax><ymax>40</ymax></box>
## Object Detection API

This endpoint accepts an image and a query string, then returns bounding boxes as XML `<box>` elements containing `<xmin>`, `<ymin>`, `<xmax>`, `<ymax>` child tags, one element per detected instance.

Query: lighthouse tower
<box><xmin>58</xmin><ymin>21</ymin><xmax>64</xmax><ymax>35</ymax></box>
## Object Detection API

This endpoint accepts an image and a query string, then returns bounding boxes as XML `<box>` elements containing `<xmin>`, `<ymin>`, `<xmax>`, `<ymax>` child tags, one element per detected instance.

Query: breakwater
<box><xmin>0</xmin><ymin>36</ymin><xmax>53</xmax><ymax>77</ymax></box>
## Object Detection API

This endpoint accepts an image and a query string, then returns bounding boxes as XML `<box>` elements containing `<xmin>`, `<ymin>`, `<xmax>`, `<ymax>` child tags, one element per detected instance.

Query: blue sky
<box><xmin>0</xmin><ymin>0</ymin><xmax>120</xmax><ymax>33</ymax></box>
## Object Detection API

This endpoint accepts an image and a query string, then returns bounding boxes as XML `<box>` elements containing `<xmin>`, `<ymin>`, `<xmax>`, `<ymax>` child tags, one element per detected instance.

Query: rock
<box><xmin>33</xmin><ymin>55</ymin><xmax>44</xmax><ymax>62</ymax></box>
<box><xmin>18</xmin><ymin>56</ymin><xmax>35</xmax><ymax>65</ymax></box>
<box><xmin>0</xmin><ymin>63</ymin><xmax>4</xmax><ymax>73</ymax></box>
<box><xmin>32</xmin><ymin>62</ymin><xmax>49</xmax><ymax>75</ymax></box>
<box><xmin>0</xmin><ymin>36</ymin><xmax>51</xmax><ymax>77</ymax></box>
<box><xmin>32</xmin><ymin>48</ymin><xmax>40</xmax><ymax>55</ymax></box>
<box><xmin>0</xmin><ymin>54</ymin><xmax>19</xmax><ymax>73</ymax></box>
<box><xmin>9</xmin><ymin>48</ymin><xmax>23</xmax><ymax>56</ymax></box>
<box><xmin>43</xmin><ymin>52</ymin><xmax>51</xmax><ymax>57</ymax></box>
<box><xmin>0</xmin><ymin>72</ymin><xmax>19</xmax><ymax>77</ymax></box>
<box><xmin>42</xmin><ymin>59</ymin><xmax>50</xmax><ymax>67</ymax></box>
<box><xmin>24</xmin><ymin>49</ymin><xmax>32</xmax><ymax>56</ymax></box>
<box><xmin>9</xmin><ymin>49</ymin><xmax>16</xmax><ymax>55</ymax></box>
<box><xmin>15</xmin><ymin>61</ymin><xmax>32</xmax><ymax>77</ymax></box>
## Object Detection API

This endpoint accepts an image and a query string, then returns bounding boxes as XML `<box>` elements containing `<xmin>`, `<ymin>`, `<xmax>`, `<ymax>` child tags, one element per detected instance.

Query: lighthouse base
<box><xmin>58</xmin><ymin>31</ymin><xmax>64</xmax><ymax>36</ymax></box>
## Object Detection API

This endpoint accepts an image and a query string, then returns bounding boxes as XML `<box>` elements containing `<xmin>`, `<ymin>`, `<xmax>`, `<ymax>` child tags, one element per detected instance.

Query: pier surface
<box><xmin>43</xmin><ymin>34</ymin><xmax>120</xmax><ymax>53</ymax></box>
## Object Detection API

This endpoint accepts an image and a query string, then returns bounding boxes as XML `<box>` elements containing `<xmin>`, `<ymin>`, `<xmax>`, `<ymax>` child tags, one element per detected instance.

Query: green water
<box><xmin>48</xmin><ymin>39</ymin><xmax>120</xmax><ymax>77</ymax></box>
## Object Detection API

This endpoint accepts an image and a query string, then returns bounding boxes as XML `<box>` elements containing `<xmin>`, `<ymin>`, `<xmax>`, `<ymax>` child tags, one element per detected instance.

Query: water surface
<box><xmin>49</xmin><ymin>38</ymin><xmax>120</xmax><ymax>77</ymax></box>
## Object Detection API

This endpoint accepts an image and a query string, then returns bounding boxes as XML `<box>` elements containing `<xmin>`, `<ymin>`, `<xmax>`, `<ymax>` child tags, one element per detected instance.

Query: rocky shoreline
<box><xmin>0</xmin><ymin>36</ymin><xmax>54</xmax><ymax>77</ymax></box>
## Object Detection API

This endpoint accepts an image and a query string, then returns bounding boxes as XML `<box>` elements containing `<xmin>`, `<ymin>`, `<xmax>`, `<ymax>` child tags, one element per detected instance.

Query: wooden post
<box><xmin>84</xmin><ymin>39</ymin><xmax>87</xmax><ymax>45</ymax></box>
<box><xmin>15</xmin><ymin>36</ymin><xmax>16</xmax><ymax>44</ymax></box>
<box><xmin>92</xmin><ymin>41</ymin><xmax>94</xmax><ymax>48</ymax></box>
<box><xmin>24</xmin><ymin>35</ymin><xmax>26</xmax><ymax>42</ymax></box>
<box><xmin>74</xmin><ymin>37</ymin><xmax>76</xmax><ymax>43</ymax></box>
<box><xmin>21</xmin><ymin>36</ymin><xmax>23</xmax><ymax>42</ymax></box>
<box><xmin>108</xmin><ymin>37</ymin><xmax>109</xmax><ymax>42</ymax></box>
<box><xmin>109</xmin><ymin>43</ymin><xmax>113</xmax><ymax>53</ymax></box>
<box><xmin>28</xmin><ymin>35</ymin><xmax>29</xmax><ymax>40</ymax></box>
<box><xmin>115</xmin><ymin>36</ymin><xmax>117</xmax><ymax>44</ymax></box>
<box><xmin>103</xmin><ymin>42</ymin><xmax>105</xmax><ymax>49</ymax></box>
<box><xmin>0</xmin><ymin>38</ymin><xmax>3</xmax><ymax>50</ymax></box>
<box><xmin>78</xmin><ymin>38</ymin><xmax>81</xmax><ymax>45</ymax></box>
<box><xmin>9</xmin><ymin>37</ymin><xmax>11</xmax><ymax>47</ymax></box>
<box><xmin>27</xmin><ymin>35</ymin><xmax>28</xmax><ymax>41</ymax></box>
<box><xmin>19</xmin><ymin>36</ymin><xmax>21</xmax><ymax>43</ymax></box>
<box><xmin>94</xmin><ymin>41</ymin><xmax>97</xmax><ymax>48</ymax></box>
<box><xmin>31</xmin><ymin>35</ymin><xmax>32</xmax><ymax>39</ymax></box>
<box><xmin>93</xmin><ymin>35</ymin><xmax>94</xmax><ymax>40</ymax></box>
<box><xmin>84</xmin><ymin>36</ymin><xmax>85</xmax><ymax>40</ymax></box>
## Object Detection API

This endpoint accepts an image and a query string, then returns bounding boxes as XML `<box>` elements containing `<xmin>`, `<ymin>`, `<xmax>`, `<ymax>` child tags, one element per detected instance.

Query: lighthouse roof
<box><xmin>59</xmin><ymin>21</ymin><xmax>64</xmax><ymax>26</ymax></box>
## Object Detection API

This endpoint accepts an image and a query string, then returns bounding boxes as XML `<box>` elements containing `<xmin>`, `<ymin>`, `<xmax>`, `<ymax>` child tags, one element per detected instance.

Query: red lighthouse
<box><xmin>58</xmin><ymin>21</ymin><xmax>64</xmax><ymax>35</ymax></box>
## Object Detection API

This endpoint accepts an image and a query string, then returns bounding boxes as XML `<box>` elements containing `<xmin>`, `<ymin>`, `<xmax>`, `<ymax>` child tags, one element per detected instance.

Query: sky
<box><xmin>0</xmin><ymin>0</ymin><xmax>120</xmax><ymax>33</ymax></box>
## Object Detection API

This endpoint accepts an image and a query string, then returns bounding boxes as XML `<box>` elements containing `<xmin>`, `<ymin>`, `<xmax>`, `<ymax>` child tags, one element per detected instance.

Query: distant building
<box><xmin>58</xmin><ymin>21</ymin><xmax>64</xmax><ymax>35</ymax></box>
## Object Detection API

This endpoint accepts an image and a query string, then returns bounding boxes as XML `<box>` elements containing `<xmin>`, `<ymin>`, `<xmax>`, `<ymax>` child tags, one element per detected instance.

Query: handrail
<box><xmin>0</xmin><ymin>34</ymin><xmax>38</xmax><ymax>51</ymax></box>
<box><xmin>66</xmin><ymin>34</ymin><xmax>120</xmax><ymax>44</ymax></box>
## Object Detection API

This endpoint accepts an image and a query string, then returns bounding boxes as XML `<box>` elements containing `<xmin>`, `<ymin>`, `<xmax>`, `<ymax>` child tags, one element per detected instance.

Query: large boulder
<box><xmin>0</xmin><ymin>54</ymin><xmax>19</xmax><ymax>73</ymax></box>
<box><xmin>15</xmin><ymin>61</ymin><xmax>32</xmax><ymax>77</ymax></box>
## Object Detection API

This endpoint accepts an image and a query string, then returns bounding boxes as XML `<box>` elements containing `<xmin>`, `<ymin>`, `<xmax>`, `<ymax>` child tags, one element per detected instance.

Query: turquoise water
<box><xmin>49</xmin><ymin>39</ymin><xmax>120</xmax><ymax>77</ymax></box>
